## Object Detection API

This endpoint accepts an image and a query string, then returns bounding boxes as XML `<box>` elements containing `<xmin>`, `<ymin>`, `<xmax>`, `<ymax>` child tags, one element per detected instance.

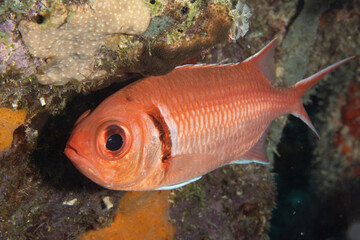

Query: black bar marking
<box><xmin>147</xmin><ymin>106</ymin><xmax>172</xmax><ymax>163</ymax></box>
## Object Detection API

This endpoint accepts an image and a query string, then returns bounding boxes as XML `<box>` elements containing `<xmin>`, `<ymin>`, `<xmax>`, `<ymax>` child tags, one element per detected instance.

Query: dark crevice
<box><xmin>283</xmin><ymin>0</ymin><xmax>305</xmax><ymax>38</ymax></box>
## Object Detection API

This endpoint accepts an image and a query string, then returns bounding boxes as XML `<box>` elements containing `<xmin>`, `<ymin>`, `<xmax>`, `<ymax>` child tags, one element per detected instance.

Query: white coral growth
<box><xmin>229</xmin><ymin>1</ymin><xmax>251</xmax><ymax>40</ymax></box>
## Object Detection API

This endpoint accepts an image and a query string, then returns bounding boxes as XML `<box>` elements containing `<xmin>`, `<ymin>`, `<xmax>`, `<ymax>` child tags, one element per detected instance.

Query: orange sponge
<box><xmin>0</xmin><ymin>108</ymin><xmax>27</xmax><ymax>150</ymax></box>
<box><xmin>80</xmin><ymin>191</ymin><xmax>176</xmax><ymax>240</ymax></box>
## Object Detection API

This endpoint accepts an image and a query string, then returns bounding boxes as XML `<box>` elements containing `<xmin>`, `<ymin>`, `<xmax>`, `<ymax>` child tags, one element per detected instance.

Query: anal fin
<box><xmin>155</xmin><ymin>176</ymin><xmax>202</xmax><ymax>190</ymax></box>
<box><xmin>230</xmin><ymin>133</ymin><xmax>270</xmax><ymax>165</ymax></box>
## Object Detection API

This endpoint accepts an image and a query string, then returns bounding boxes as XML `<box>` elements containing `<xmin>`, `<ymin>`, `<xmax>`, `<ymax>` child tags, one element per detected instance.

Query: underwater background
<box><xmin>1</xmin><ymin>0</ymin><xmax>359</xmax><ymax>239</ymax></box>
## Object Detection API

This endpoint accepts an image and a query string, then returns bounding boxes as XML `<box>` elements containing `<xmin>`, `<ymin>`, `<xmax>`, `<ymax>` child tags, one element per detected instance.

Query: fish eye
<box><xmin>106</xmin><ymin>134</ymin><xmax>123</xmax><ymax>151</ymax></box>
<box><xmin>97</xmin><ymin>122</ymin><xmax>132</xmax><ymax>159</ymax></box>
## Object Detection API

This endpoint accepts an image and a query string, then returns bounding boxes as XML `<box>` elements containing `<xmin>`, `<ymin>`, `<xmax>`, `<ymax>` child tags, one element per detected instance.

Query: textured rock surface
<box><xmin>169</xmin><ymin>164</ymin><xmax>274</xmax><ymax>240</ymax></box>
<box><xmin>0</xmin><ymin>19</ymin><xmax>38</xmax><ymax>76</ymax></box>
<box><xmin>308</xmin><ymin>1</ymin><xmax>360</xmax><ymax>237</ymax></box>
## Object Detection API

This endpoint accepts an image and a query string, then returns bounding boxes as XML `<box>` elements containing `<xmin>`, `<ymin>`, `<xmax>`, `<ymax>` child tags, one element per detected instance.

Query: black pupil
<box><xmin>106</xmin><ymin>134</ymin><xmax>123</xmax><ymax>151</ymax></box>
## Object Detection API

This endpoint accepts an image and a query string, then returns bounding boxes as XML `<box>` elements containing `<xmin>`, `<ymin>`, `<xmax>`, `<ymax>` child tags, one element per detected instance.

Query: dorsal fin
<box><xmin>243</xmin><ymin>38</ymin><xmax>277</xmax><ymax>83</ymax></box>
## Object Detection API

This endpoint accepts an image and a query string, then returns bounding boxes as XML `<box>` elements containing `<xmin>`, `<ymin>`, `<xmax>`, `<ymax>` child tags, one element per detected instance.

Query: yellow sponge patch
<box><xmin>80</xmin><ymin>191</ymin><xmax>176</xmax><ymax>240</ymax></box>
<box><xmin>0</xmin><ymin>108</ymin><xmax>27</xmax><ymax>150</ymax></box>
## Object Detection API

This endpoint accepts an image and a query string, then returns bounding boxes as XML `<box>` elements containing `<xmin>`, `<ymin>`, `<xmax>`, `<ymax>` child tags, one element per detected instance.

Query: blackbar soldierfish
<box><xmin>65</xmin><ymin>39</ymin><xmax>354</xmax><ymax>191</ymax></box>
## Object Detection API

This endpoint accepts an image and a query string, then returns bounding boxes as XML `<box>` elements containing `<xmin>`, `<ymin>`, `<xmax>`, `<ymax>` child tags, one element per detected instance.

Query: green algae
<box><xmin>165</xmin><ymin>0</ymin><xmax>208</xmax><ymax>44</ymax></box>
<box><xmin>144</xmin><ymin>0</ymin><xmax>167</xmax><ymax>17</ymax></box>
<box><xmin>142</xmin><ymin>16</ymin><xmax>175</xmax><ymax>38</ymax></box>
<box><xmin>0</xmin><ymin>31</ymin><xmax>11</xmax><ymax>45</ymax></box>
<box><xmin>0</xmin><ymin>0</ymin><xmax>34</xmax><ymax>16</ymax></box>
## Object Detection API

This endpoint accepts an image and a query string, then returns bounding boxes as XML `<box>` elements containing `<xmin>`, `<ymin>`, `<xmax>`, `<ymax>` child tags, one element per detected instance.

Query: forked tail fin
<box><xmin>291</xmin><ymin>56</ymin><xmax>355</xmax><ymax>137</ymax></box>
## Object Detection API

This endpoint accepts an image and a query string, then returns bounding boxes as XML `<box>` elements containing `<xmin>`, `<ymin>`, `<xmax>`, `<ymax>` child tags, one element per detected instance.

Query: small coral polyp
<box><xmin>229</xmin><ymin>0</ymin><xmax>251</xmax><ymax>40</ymax></box>
<box><xmin>19</xmin><ymin>0</ymin><xmax>150</xmax><ymax>85</ymax></box>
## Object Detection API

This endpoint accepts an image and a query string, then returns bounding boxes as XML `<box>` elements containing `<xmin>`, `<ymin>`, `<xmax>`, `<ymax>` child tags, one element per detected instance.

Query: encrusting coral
<box><xmin>18</xmin><ymin>0</ymin><xmax>150</xmax><ymax>85</ymax></box>
<box><xmin>0</xmin><ymin>108</ymin><xmax>26</xmax><ymax>150</ymax></box>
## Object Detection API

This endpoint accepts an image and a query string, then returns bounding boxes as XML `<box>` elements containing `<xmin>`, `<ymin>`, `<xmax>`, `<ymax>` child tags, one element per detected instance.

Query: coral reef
<box><xmin>0</xmin><ymin>0</ymin><xmax>35</xmax><ymax>19</ymax></box>
<box><xmin>1</xmin><ymin>0</ymin><xmax>358</xmax><ymax>239</ymax></box>
<box><xmin>80</xmin><ymin>191</ymin><xmax>176</xmax><ymax>240</ymax></box>
<box><xmin>100</xmin><ymin>1</ymin><xmax>234</xmax><ymax>76</ymax></box>
<box><xmin>313</xmin><ymin>73</ymin><xmax>360</xmax><ymax>195</ymax></box>
<box><xmin>0</xmin><ymin>0</ymin><xmax>277</xmax><ymax>239</ymax></box>
<box><xmin>0</xmin><ymin>108</ymin><xmax>26</xmax><ymax>150</ymax></box>
<box><xmin>1</xmin><ymin>0</ymin><xmax>239</xmax><ymax>87</ymax></box>
<box><xmin>333</xmin><ymin>83</ymin><xmax>360</xmax><ymax>163</ymax></box>
<box><xmin>0</xmin><ymin>19</ymin><xmax>38</xmax><ymax>75</ymax></box>
<box><xmin>169</xmin><ymin>164</ymin><xmax>275</xmax><ymax>239</ymax></box>
<box><xmin>1</xmin><ymin>0</ymin><xmax>236</xmax><ymax>124</ymax></box>
<box><xmin>270</xmin><ymin>0</ymin><xmax>360</xmax><ymax>238</ymax></box>
<box><xmin>311</xmin><ymin>0</ymin><xmax>360</xmax><ymax>195</ymax></box>
<box><xmin>0</xmin><ymin>91</ymin><xmax>126</xmax><ymax>239</ymax></box>
<box><xmin>19</xmin><ymin>0</ymin><xmax>151</xmax><ymax>85</ymax></box>
<box><xmin>266</xmin><ymin>0</ymin><xmax>334</xmax><ymax>164</ymax></box>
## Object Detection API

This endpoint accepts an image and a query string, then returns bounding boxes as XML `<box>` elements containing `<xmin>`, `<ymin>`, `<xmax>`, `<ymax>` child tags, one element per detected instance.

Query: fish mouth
<box><xmin>64</xmin><ymin>144</ymin><xmax>78</xmax><ymax>155</ymax></box>
<box><xmin>64</xmin><ymin>144</ymin><xmax>80</xmax><ymax>162</ymax></box>
<box><xmin>64</xmin><ymin>144</ymin><xmax>134</xmax><ymax>190</ymax></box>
<box><xmin>64</xmin><ymin>144</ymin><xmax>102</xmax><ymax>183</ymax></box>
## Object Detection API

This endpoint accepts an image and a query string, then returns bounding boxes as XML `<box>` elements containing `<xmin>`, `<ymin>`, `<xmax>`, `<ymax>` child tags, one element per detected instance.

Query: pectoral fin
<box><xmin>159</xmin><ymin>154</ymin><xmax>219</xmax><ymax>189</ymax></box>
